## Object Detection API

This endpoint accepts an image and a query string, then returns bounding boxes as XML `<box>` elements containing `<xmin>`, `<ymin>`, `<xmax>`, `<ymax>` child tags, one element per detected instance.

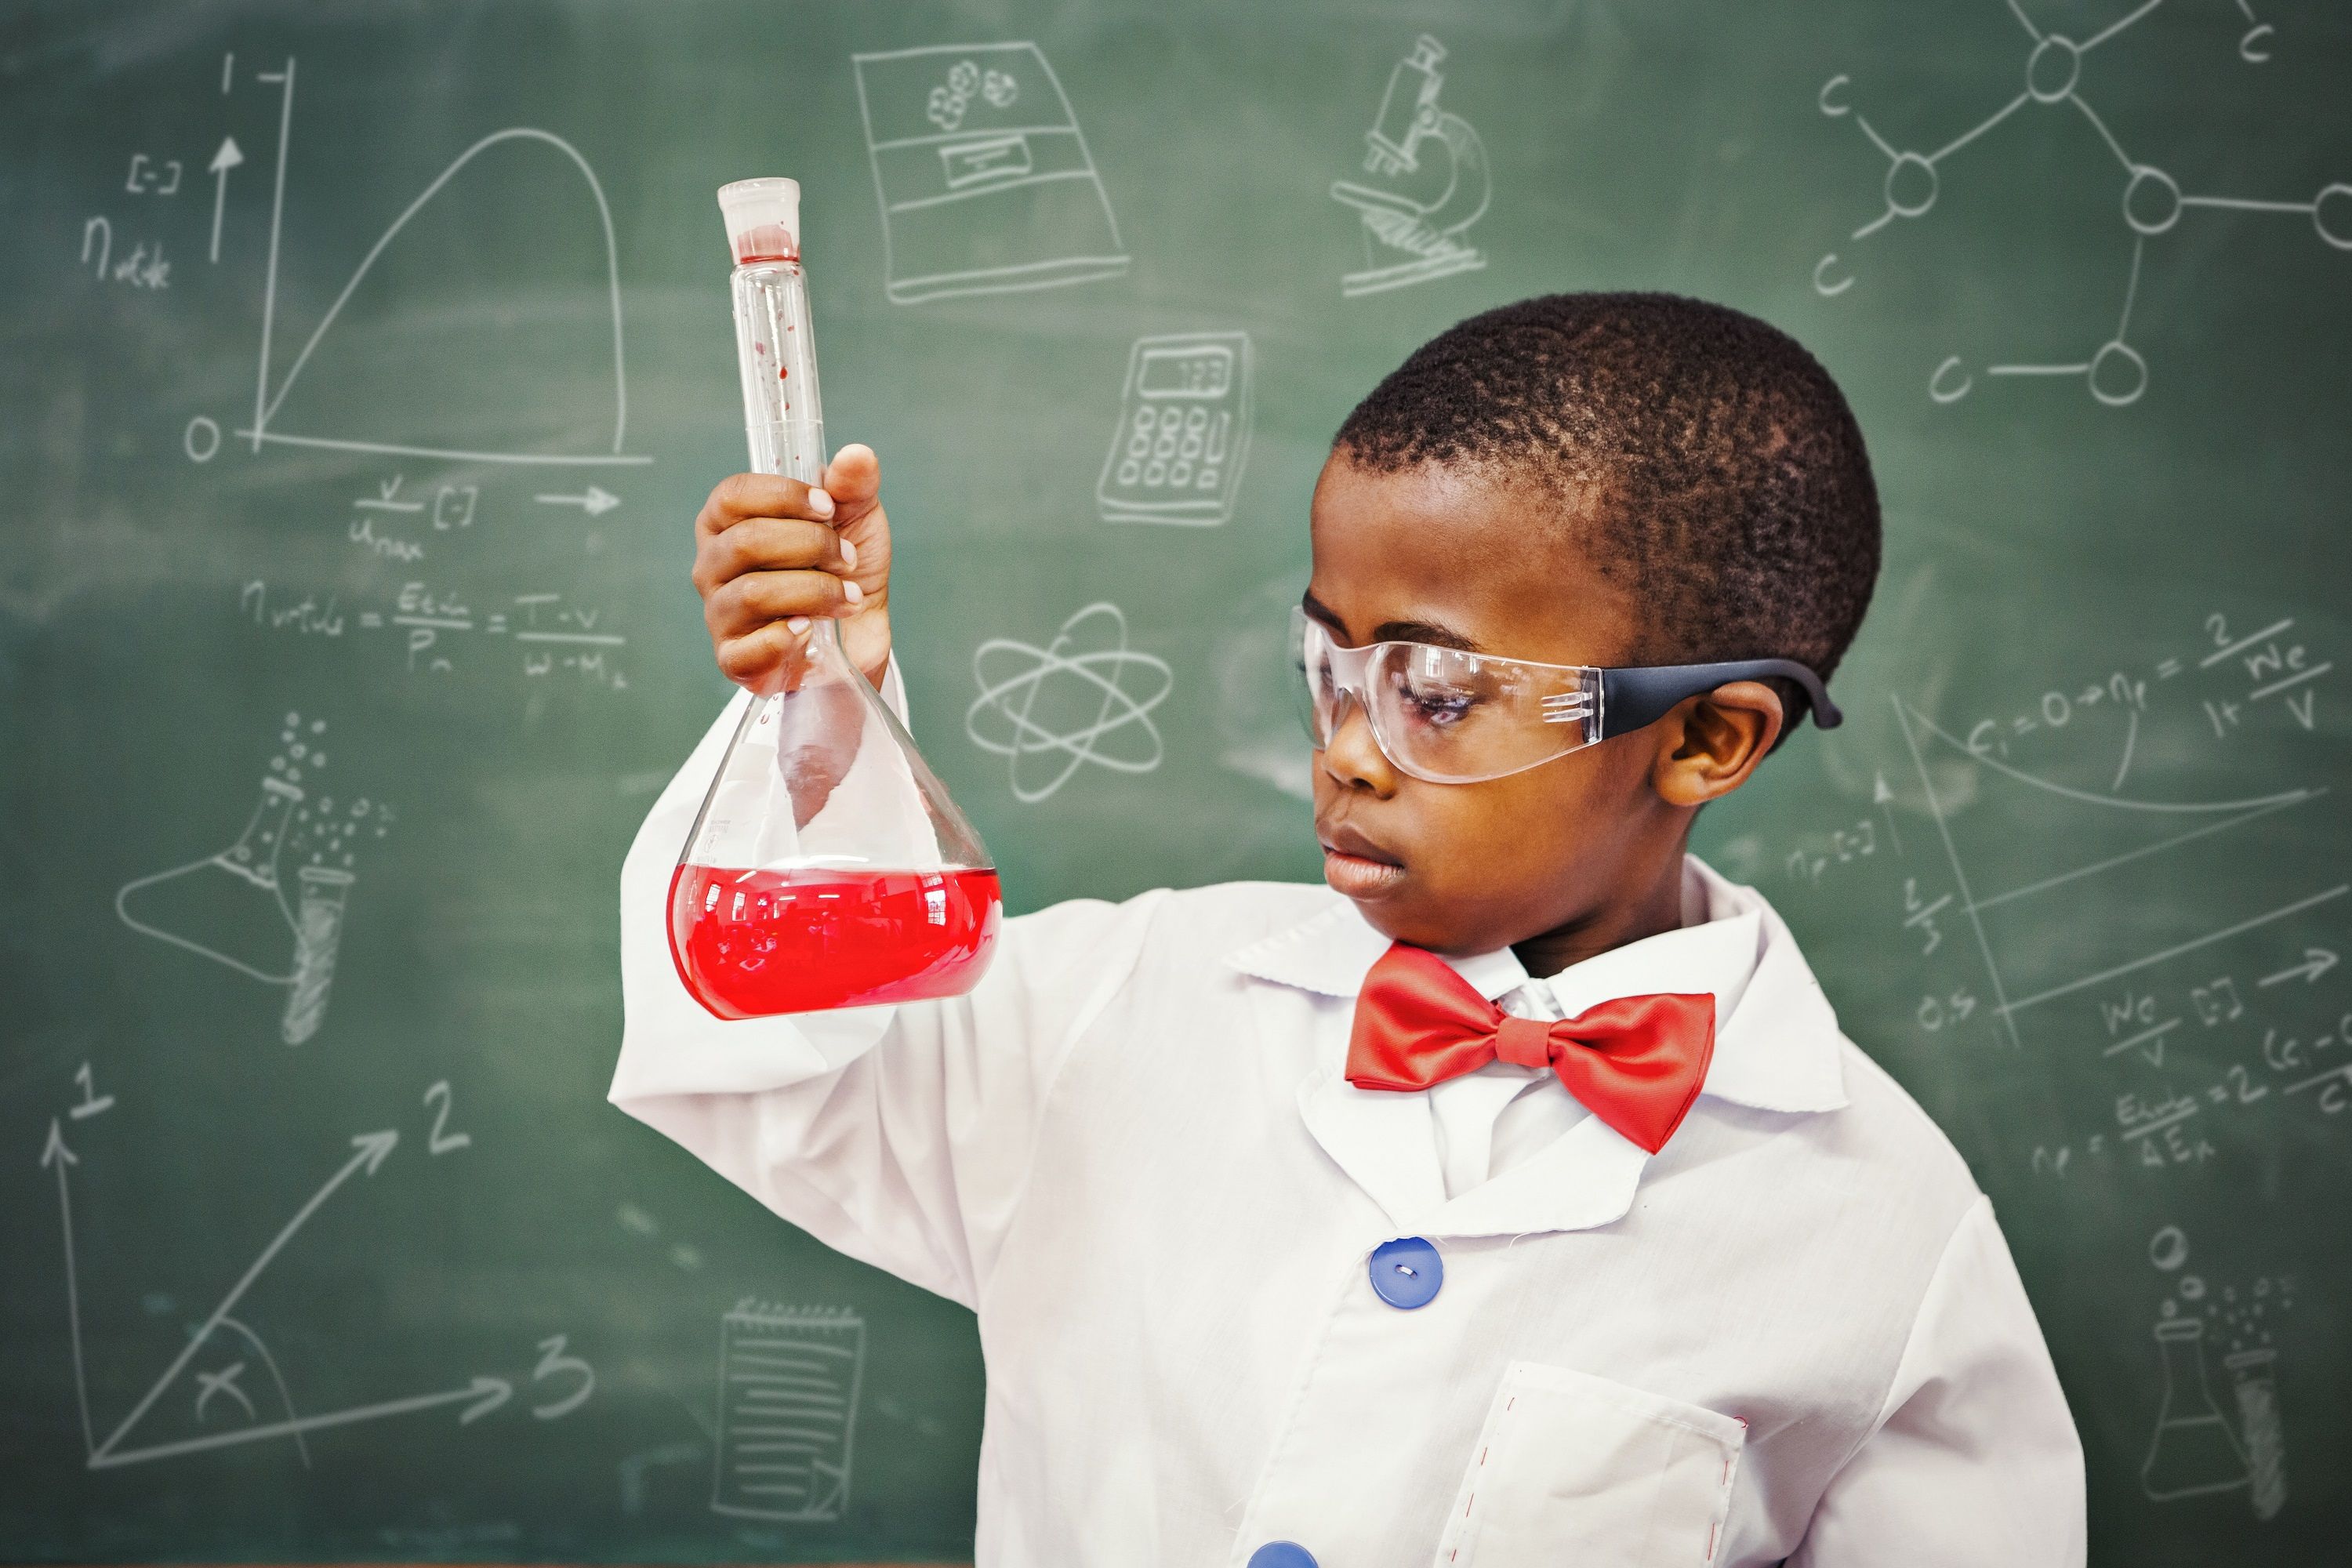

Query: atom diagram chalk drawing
<box><xmin>965</xmin><ymin>602</ymin><xmax>1173</xmax><ymax>804</ymax></box>
<box><xmin>1815</xmin><ymin>0</ymin><xmax>2348</xmax><ymax>406</ymax></box>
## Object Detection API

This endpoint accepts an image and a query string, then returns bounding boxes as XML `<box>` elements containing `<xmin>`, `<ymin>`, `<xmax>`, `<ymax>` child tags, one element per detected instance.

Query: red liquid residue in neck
<box><xmin>667</xmin><ymin>864</ymin><xmax>1002</xmax><ymax>1018</ymax></box>
<box><xmin>730</xmin><ymin>223</ymin><xmax>800</xmax><ymax>264</ymax></box>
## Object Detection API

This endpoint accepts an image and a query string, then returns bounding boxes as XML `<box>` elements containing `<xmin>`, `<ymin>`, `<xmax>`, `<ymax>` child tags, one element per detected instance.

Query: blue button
<box><xmin>1369</xmin><ymin>1235</ymin><xmax>1443</xmax><ymax>1309</ymax></box>
<box><xmin>1247</xmin><ymin>1544</ymin><xmax>1317</xmax><ymax>1568</ymax></box>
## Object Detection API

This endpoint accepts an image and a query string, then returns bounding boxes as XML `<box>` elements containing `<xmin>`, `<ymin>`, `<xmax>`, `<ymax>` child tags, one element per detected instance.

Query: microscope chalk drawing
<box><xmin>1330</xmin><ymin>35</ymin><xmax>1490</xmax><ymax>298</ymax></box>
<box><xmin>115</xmin><ymin>713</ymin><xmax>392</xmax><ymax>1044</ymax></box>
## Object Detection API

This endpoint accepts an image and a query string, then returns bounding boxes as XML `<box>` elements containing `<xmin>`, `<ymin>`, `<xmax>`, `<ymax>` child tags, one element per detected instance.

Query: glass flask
<box><xmin>669</xmin><ymin>179</ymin><xmax>1001</xmax><ymax>1020</ymax></box>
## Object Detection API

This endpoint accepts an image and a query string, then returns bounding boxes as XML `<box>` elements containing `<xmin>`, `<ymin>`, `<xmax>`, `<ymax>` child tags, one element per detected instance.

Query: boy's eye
<box><xmin>1392</xmin><ymin>673</ymin><xmax>1479</xmax><ymax>728</ymax></box>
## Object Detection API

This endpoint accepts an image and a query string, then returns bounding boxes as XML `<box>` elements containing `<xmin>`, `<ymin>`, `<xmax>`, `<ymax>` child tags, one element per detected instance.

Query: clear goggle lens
<box><xmin>1291</xmin><ymin>607</ymin><xmax>1603</xmax><ymax>785</ymax></box>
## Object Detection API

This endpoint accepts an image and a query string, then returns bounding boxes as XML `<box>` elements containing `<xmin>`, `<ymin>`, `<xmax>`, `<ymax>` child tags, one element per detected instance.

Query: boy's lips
<box><xmin>1319</xmin><ymin>824</ymin><xmax>1406</xmax><ymax>899</ymax></box>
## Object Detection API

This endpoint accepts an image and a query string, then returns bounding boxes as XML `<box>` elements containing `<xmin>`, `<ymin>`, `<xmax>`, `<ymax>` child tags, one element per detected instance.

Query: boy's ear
<box><xmin>1648</xmin><ymin>681</ymin><xmax>1786</xmax><ymax>808</ymax></box>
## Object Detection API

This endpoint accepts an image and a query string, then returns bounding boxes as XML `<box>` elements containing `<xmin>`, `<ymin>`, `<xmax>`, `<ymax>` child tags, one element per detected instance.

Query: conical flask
<box><xmin>2142</xmin><ymin>1315</ymin><xmax>2249</xmax><ymax>1501</ymax></box>
<box><xmin>669</xmin><ymin>179</ymin><xmax>1001</xmax><ymax>1019</ymax></box>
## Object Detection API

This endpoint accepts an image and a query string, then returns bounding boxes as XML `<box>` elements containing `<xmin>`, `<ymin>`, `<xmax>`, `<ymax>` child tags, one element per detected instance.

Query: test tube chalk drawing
<box><xmin>2224</xmin><ymin>1348</ymin><xmax>2287</xmax><ymax>1520</ymax></box>
<box><xmin>852</xmin><ymin>43</ymin><xmax>1128</xmax><ymax>304</ymax></box>
<box><xmin>710</xmin><ymin>1301</ymin><xmax>866</xmax><ymax>1523</ymax></box>
<box><xmin>282</xmin><ymin>866</ymin><xmax>356</xmax><ymax>1044</ymax></box>
<box><xmin>114</xmin><ymin>714</ymin><xmax>389</xmax><ymax>1044</ymax></box>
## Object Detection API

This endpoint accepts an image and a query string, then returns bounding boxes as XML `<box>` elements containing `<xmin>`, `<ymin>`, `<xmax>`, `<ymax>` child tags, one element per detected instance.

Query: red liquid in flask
<box><xmin>668</xmin><ymin>864</ymin><xmax>1004</xmax><ymax>1018</ymax></box>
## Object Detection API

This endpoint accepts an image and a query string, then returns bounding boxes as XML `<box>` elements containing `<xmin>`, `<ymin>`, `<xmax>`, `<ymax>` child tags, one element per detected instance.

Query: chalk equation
<box><xmin>1331</xmin><ymin>34</ymin><xmax>1490</xmax><ymax>297</ymax></box>
<box><xmin>1814</xmin><ymin>0</ymin><xmax>2348</xmax><ymax>405</ymax></box>
<box><xmin>710</xmin><ymin>1301</ymin><xmax>866</xmax><ymax>1523</ymax></box>
<box><xmin>42</xmin><ymin>1069</ymin><xmax>590</xmax><ymax>1471</ymax></box>
<box><xmin>115</xmin><ymin>713</ymin><xmax>393</xmax><ymax>1044</ymax></box>
<box><xmin>78</xmin><ymin>216</ymin><xmax>171</xmax><ymax>289</ymax></box>
<box><xmin>241</xmin><ymin>579</ymin><xmax>628</xmax><ymax>688</ymax></box>
<box><xmin>1751</xmin><ymin>600</ymin><xmax>2339</xmax><ymax>1189</ymax></box>
<box><xmin>966</xmin><ymin>601</ymin><xmax>1174</xmax><ymax>804</ymax></box>
<box><xmin>233</xmin><ymin>469</ymin><xmax>630</xmax><ymax>689</ymax></box>
<box><xmin>1885</xmin><ymin>606</ymin><xmax>2335</xmax><ymax>1049</ymax></box>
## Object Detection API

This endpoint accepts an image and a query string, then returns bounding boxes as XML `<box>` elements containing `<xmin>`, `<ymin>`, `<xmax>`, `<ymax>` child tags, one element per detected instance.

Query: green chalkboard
<box><xmin>3</xmin><ymin>1</ymin><xmax>2348</xmax><ymax>1562</ymax></box>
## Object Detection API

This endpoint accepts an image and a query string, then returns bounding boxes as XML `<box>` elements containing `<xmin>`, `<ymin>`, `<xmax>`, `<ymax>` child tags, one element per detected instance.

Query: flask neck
<box><xmin>730</xmin><ymin>257</ymin><xmax>825</xmax><ymax>485</ymax></box>
<box><xmin>731</xmin><ymin>256</ymin><xmax>804</xmax><ymax>280</ymax></box>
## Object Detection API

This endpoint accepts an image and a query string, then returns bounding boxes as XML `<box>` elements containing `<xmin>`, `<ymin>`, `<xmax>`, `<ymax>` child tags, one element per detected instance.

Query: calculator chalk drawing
<box><xmin>1097</xmin><ymin>332</ymin><xmax>1254</xmax><ymax>526</ymax></box>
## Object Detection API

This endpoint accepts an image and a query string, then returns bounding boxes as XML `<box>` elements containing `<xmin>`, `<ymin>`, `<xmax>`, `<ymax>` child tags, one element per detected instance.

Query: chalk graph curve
<box><xmin>1910</xmin><ymin>706</ymin><xmax>2319</xmax><ymax>816</ymax></box>
<box><xmin>260</xmin><ymin>128</ymin><xmax>630</xmax><ymax>455</ymax></box>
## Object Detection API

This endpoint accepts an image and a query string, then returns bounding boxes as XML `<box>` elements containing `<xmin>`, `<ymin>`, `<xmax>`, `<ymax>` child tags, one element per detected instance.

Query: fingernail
<box><xmin>840</xmin><ymin>538</ymin><xmax>858</xmax><ymax>569</ymax></box>
<box><xmin>786</xmin><ymin>616</ymin><xmax>810</xmax><ymax>635</ymax></box>
<box><xmin>807</xmin><ymin>488</ymin><xmax>834</xmax><ymax>519</ymax></box>
<box><xmin>842</xmin><ymin>580</ymin><xmax>864</xmax><ymax>605</ymax></box>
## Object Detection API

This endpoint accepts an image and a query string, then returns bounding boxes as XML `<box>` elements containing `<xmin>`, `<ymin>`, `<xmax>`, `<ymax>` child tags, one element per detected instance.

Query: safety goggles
<box><xmin>1291</xmin><ymin>605</ymin><xmax>1842</xmax><ymax>785</ymax></box>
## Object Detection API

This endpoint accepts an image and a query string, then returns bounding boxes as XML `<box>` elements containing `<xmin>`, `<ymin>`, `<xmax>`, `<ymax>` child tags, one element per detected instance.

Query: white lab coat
<box><xmin>612</xmin><ymin>689</ymin><xmax>2086</xmax><ymax>1566</ymax></box>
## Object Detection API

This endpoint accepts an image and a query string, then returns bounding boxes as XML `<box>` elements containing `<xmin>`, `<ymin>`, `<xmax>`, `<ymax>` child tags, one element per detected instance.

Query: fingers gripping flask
<box><xmin>669</xmin><ymin>179</ymin><xmax>1001</xmax><ymax>1019</ymax></box>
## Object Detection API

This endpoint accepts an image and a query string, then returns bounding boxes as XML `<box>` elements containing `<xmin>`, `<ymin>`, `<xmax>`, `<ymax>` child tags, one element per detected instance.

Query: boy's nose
<box><xmin>1318</xmin><ymin>694</ymin><xmax>1397</xmax><ymax>795</ymax></box>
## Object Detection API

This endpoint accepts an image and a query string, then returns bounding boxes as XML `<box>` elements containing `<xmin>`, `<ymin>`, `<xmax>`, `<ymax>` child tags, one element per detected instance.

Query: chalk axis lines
<box><xmin>1889</xmin><ymin>695</ymin><xmax>2337</xmax><ymax>1049</ymax></box>
<box><xmin>232</xmin><ymin>57</ymin><xmax>651</xmax><ymax>470</ymax></box>
<box><xmin>45</xmin><ymin>1120</ymin><xmax>514</xmax><ymax>1471</ymax></box>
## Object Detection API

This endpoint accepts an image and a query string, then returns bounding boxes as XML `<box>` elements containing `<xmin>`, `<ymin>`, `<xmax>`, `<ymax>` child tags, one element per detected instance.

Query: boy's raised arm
<box><xmin>611</xmin><ymin>452</ymin><xmax>1162</xmax><ymax>1307</ymax></box>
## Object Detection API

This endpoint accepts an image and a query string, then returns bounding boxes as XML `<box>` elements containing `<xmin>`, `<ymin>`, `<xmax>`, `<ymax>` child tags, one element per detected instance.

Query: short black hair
<box><xmin>1334</xmin><ymin>292</ymin><xmax>1880</xmax><ymax>716</ymax></box>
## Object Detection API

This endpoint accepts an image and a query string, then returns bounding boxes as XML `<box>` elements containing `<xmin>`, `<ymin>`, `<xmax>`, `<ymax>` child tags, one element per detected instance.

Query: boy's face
<box><xmin>1304</xmin><ymin>452</ymin><xmax>1687</xmax><ymax>959</ymax></box>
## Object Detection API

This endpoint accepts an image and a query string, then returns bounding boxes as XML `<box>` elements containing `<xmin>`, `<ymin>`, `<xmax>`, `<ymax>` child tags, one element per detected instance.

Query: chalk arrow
<box><xmin>459</xmin><ymin>1374</ymin><xmax>514</xmax><ymax>1424</ymax></box>
<box><xmin>1871</xmin><ymin>771</ymin><xmax>1905</xmax><ymax>855</ymax></box>
<box><xmin>350</xmin><ymin>1126</ymin><xmax>399</xmax><ymax>1174</ymax></box>
<box><xmin>207</xmin><ymin>136</ymin><xmax>245</xmax><ymax>263</ymax></box>
<box><xmin>46</xmin><ymin>1118</ymin><xmax>95</xmax><ymax>1457</ymax></box>
<box><xmin>89</xmin><ymin>1376</ymin><xmax>516</xmax><ymax>1469</ymax></box>
<box><xmin>91</xmin><ymin>1127</ymin><xmax>399</xmax><ymax>1464</ymax></box>
<box><xmin>533</xmin><ymin>485</ymin><xmax>619</xmax><ymax>516</ymax></box>
<box><xmin>2258</xmin><ymin>948</ymin><xmax>2338</xmax><ymax>989</ymax></box>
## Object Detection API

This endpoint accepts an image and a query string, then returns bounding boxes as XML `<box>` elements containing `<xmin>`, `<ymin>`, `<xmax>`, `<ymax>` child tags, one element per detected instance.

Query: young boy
<box><xmin>612</xmin><ymin>294</ymin><xmax>2085</xmax><ymax>1566</ymax></box>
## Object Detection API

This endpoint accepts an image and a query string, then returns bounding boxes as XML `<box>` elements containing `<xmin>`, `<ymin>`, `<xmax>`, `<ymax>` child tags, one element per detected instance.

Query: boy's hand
<box><xmin>691</xmin><ymin>443</ymin><xmax>894</xmax><ymax>695</ymax></box>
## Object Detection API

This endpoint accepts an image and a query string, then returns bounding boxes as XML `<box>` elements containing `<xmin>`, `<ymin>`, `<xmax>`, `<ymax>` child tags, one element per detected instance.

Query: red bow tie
<box><xmin>1346</xmin><ymin>943</ymin><xmax>1717</xmax><ymax>1156</ymax></box>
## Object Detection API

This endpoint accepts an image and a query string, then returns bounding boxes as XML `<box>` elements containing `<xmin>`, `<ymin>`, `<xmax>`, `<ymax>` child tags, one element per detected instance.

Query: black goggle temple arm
<box><xmin>1598</xmin><ymin>659</ymin><xmax>1842</xmax><ymax>741</ymax></box>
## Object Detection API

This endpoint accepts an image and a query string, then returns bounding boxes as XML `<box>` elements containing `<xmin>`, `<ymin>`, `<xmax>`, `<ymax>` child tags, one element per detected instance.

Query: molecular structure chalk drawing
<box><xmin>1816</xmin><ymin>0</ymin><xmax>2349</xmax><ymax>406</ymax></box>
<box><xmin>966</xmin><ymin>602</ymin><xmax>1173</xmax><ymax>803</ymax></box>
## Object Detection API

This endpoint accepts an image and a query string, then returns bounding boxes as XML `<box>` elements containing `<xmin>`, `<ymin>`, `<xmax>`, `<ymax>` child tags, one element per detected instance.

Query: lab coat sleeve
<box><xmin>1789</xmin><ymin>1195</ymin><xmax>2087</xmax><ymax>1567</ymax></box>
<box><xmin>608</xmin><ymin>671</ymin><xmax>1163</xmax><ymax>1311</ymax></box>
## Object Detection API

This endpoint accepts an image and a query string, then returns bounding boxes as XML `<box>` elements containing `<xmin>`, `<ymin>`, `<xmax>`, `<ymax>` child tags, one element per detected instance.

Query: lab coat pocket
<box><xmin>1432</xmin><ymin>1359</ymin><xmax>1744</xmax><ymax>1568</ymax></box>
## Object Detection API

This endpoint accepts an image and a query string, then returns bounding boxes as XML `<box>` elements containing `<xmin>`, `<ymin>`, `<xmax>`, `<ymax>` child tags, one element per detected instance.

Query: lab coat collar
<box><xmin>1230</xmin><ymin>858</ymin><xmax>1847</xmax><ymax>1239</ymax></box>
